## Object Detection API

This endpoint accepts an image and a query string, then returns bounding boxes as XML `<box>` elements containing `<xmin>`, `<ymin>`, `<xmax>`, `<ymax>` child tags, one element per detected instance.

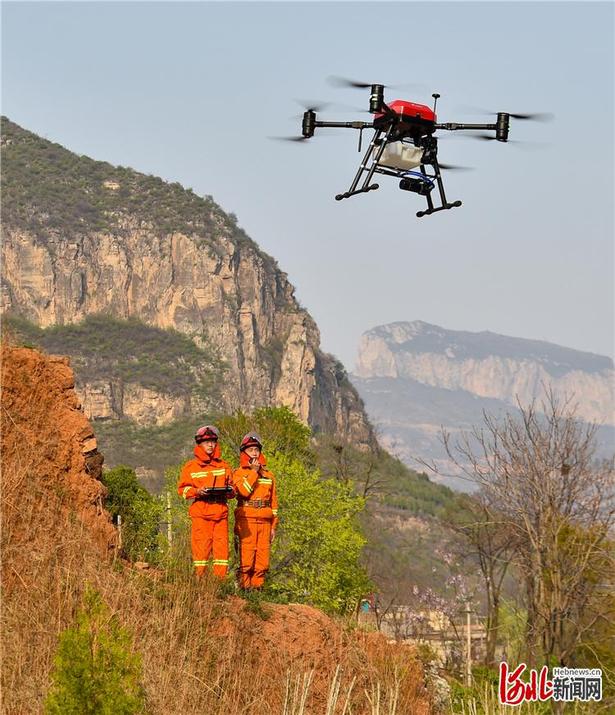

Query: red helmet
<box><xmin>195</xmin><ymin>425</ymin><xmax>219</xmax><ymax>444</ymax></box>
<box><xmin>240</xmin><ymin>431</ymin><xmax>262</xmax><ymax>452</ymax></box>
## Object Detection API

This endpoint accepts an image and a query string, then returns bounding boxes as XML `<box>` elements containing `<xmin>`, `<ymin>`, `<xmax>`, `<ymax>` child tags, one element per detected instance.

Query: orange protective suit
<box><xmin>178</xmin><ymin>443</ymin><xmax>234</xmax><ymax>578</ymax></box>
<box><xmin>232</xmin><ymin>452</ymin><xmax>279</xmax><ymax>589</ymax></box>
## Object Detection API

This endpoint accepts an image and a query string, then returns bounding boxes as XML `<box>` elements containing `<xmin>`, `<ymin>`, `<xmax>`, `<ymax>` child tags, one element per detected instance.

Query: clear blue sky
<box><xmin>2</xmin><ymin>1</ymin><xmax>613</xmax><ymax>369</ymax></box>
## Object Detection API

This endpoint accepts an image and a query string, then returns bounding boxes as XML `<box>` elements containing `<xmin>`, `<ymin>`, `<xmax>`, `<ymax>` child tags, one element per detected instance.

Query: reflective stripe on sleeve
<box><xmin>212</xmin><ymin>559</ymin><xmax>229</xmax><ymax>566</ymax></box>
<box><xmin>191</xmin><ymin>472</ymin><xmax>208</xmax><ymax>478</ymax></box>
<box><xmin>212</xmin><ymin>469</ymin><xmax>226</xmax><ymax>476</ymax></box>
<box><xmin>258</xmin><ymin>478</ymin><xmax>273</xmax><ymax>485</ymax></box>
<box><xmin>243</xmin><ymin>479</ymin><xmax>253</xmax><ymax>494</ymax></box>
<box><xmin>182</xmin><ymin>486</ymin><xmax>192</xmax><ymax>498</ymax></box>
<box><xmin>272</xmin><ymin>509</ymin><xmax>278</xmax><ymax>516</ymax></box>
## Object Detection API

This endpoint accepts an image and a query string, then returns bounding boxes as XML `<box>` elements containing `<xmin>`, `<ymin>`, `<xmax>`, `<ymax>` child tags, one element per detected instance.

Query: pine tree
<box><xmin>45</xmin><ymin>586</ymin><xmax>146</xmax><ymax>714</ymax></box>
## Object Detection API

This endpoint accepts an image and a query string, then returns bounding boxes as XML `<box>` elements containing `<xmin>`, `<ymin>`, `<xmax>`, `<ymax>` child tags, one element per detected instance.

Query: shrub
<box><xmin>266</xmin><ymin>452</ymin><xmax>370</xmax><ymax>614</ymax></box>
<box><xmin>44</xmin><ymin>586</ymin><xmax>146</xmax><ymax>714</ymax></box>
<box><xmin>102</xmin><ymin>466</ymin><xmax>163</xmax><ymax>562</ymax></box>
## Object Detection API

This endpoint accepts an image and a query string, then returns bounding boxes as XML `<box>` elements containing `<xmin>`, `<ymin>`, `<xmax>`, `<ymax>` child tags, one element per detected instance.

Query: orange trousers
<box><xmin>191</xmin><ymin>515</ymin><xmax>229</xmax><ymax>578</ymax></box>
<box><xmin>234</xmin><ymin>518</ymin><xmax>271</xmax><ymax>589</ymax></box>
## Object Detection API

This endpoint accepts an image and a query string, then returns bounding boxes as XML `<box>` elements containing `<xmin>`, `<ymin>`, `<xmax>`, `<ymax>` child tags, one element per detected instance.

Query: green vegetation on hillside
<box><xmin>0</xmin><ymin>116</ymin><xmax>271</xmax><ymax>265</ymax></box>
<box><xmin>316</xmin><ymin>437</ymin><xmax>457</xmax><ymax>519</ymax></box>
<box><xmin>217</xmin><ymin>405</ymin><xmax>314</xmax><ymax>465</ymax></box>
<box><xmin>380</xmin><ymin>454</ymin><xmax>456</xmax><ymax>519</ymax></box>
<box><xmin>94</xmin><ymin>416</ymin><xmax>208</xmax><ymax>484</ymax></box>
<box><xmin>5</xmin><ymin>314</ymin><xmax>225</xmax><ymax>403</ymax></box>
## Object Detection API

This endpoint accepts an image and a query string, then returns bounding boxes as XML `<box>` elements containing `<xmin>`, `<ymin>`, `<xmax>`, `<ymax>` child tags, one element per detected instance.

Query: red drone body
<box><xmin>377</xmin><ymin>100</ymin><xmax>436</xmax><ymax>123</ymax></box>
<box><xmin>374</xmin><ymin>100</ymin><xmax>437</xmax><ymax>139</ymax></box>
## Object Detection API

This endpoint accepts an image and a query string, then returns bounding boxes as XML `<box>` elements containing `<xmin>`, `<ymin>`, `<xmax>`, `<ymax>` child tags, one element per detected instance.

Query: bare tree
<box><xmin>317</xmin><ymin>437</ymin><xmax>389</xmax><ymax>499</ymax></box>
<box><xmin>431</xmin><ymin>390</ymin><xmax>615</xmax><ymax>668</ymax></box>
<box><xmin>444</xmin><ymin>493</ymin><xmax>516</xmax><ymax>666</ymax></box>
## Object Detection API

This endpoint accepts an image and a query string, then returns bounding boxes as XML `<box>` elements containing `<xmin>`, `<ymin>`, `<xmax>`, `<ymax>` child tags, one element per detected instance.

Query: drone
<box><xmin>284</xmin><ymin>79</ymin><xmax>549</xmax><ymax>218</ymax></box>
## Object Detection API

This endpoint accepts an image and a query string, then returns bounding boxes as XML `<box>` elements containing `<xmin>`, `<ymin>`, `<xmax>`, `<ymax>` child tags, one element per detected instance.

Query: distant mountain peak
<box><xmin>353</xmin><ymin>320</ymin><xmax>614</xmax><ymax>491</ymax></box>
<box><xmin>361</xmin><ymin>321</ymin><xmax>612</xmax><ymax>375</ymax></box>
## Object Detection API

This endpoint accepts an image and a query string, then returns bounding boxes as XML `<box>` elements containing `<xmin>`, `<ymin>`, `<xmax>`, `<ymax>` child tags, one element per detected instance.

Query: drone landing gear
<box><xmin>414</xmin><ymin>156</ymin><xmax>462</xmax><ymax>219</ymax></box>
<box><xmin>334</xmin><ymin>127</ymin><xmax>393</xmax><ymax>202</ymax></box>
<box><xmin>335</xmin><ymin>184</ymin><xmax>379</xmax><ymax>200</ymax></box>
<box><xmin>416</xmin><ymin>201</ymin><xmax>462</xmax><ymax>218</ymax></box>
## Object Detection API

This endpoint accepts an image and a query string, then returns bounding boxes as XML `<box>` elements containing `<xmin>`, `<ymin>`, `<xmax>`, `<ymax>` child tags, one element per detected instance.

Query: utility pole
<box><xmin>465</xmin><ymin>602</ymin><xmax>472</xmax><ymax>687</ymax></box>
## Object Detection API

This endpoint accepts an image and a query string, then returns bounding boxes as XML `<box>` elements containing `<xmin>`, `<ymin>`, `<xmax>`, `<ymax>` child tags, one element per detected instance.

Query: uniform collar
<box><xmin>194</xmin><ymin>443</ymin><xmax>221</xmax><ymax>465</ymax></box>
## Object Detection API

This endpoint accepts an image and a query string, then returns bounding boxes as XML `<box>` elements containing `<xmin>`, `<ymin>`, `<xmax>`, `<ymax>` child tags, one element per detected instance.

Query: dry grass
<box><xmin>1</xmin><ymin>342</ymin><xmax>433</xmax><ymax>714</ymax></box>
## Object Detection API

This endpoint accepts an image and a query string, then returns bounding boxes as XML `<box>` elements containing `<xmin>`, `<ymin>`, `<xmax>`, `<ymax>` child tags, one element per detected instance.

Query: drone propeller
<box><xmin>268</xmin><ymin>135</ymin><xmax>311</xmax><ymax>143</ymax></box>
<box><xmin>459</xmin><ymin>105</ymin><xmax>554</xmax><ymax>122</ymax></box>
<box><xmin>463</xmin><ymin>133</ymin><xmax>527</xmax><ymax>144</ymax></box>
<box><xmin>328</xmin><ymin>76</ymin><xmax>378</xmax><ymax>89</ymax></box>
<box><xmin>295</xmin><ymin>100</ymin><xmax>330</xmax><ymax>113</ymax></box>
<box><xmin>506</xmin><ymin>112</ymin><xmax>553</xmax><ymax>122</ymax></box>
<box><xmin>291</xmin><ymin>100</ymin><xmax>368</xmax><ymax>119</ymax></box>
<box><xmin>438</xmin><ymin>163</ymin><xmax>473</xmax><ymax>171</ymax></box>
<box><xmin>327</xmin><ymin>75</ymin><xmax>426</xmax><ymax>91</ymax></box>
<box><xmin>490</xmin><ymin>111</ymin><xmax>553</xmax><ymax>122</ymax></box>
<box><xmin>470</xmin><ymin>133</ymin><xmax>499</xmax><ymax>141</ymax></box>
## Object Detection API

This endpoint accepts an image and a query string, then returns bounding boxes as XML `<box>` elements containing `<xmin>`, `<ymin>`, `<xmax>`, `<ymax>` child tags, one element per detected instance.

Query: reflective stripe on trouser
<box><xmin>234</xmin><ymin>517</ymin><xmax>271</xmax><ymax>589</ymax></box>
<box><xmin>191</xmin><ymin>516</ymin><xmax>229</xmax><ymax>578</ymax></box>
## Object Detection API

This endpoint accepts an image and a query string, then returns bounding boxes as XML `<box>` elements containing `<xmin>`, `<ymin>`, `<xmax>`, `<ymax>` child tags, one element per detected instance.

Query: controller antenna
<box><xmin>432</xmin><ymin>93</ymin><xmax>440</xmax><ymax>113</ymax></box>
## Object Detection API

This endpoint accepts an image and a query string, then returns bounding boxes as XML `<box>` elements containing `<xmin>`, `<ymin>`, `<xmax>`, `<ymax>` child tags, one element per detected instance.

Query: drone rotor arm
<box><xmin>435</xmin><ymin>122</ymin><xmax>497</xmax><ymax>131</ymax></box>
<box><xmin>314</xmin><ymin>120</ymin><xmax>374</xmax><ymax>129</ymax></box>
<box><xmin>436</xmin><ymin>112</ymin><xmax>510</xmax><ymax>141</ymax></box>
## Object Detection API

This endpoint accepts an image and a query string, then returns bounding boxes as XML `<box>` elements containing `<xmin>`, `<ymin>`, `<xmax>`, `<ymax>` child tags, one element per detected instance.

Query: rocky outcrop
<box><xmin>356</xmin><ymin>321</ymin><xmax>614</xmax><ymax>425</ymax></box>
<box><xmin>0</xmin><ymin>119</ymin><xmax>374</xmax><ymax>448</ymax></box>
<box><xmin>79</xmin><ymin>380</ymin><xmax>190</xmax><ymax>426</ymax></box>
<box><xmin>1</xmin><ymin>344</ymin><xmax>117</xmax><ymax>553</ymax></box>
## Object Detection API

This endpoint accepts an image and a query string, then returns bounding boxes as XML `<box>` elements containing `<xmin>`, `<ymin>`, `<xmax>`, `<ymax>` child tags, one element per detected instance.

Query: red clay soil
<box><xmin>210</xmin><ymin>596</ymin><xmax>433</xmax><ymax>713</ymax></box>
<box><xmin>1</xmin><ymin>343</ymin><xmax>117</xmax><ymax>554</ymax></box>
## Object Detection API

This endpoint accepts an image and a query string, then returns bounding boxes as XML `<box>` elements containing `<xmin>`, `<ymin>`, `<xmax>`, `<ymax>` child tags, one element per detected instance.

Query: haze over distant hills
<box><xmin>352</xmin><ymin>321</ymin><xmax>615</xmax><ymax>491</ymax></box>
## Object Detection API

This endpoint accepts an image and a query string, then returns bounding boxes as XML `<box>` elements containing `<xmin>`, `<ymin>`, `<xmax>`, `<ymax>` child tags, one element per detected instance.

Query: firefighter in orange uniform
<box><xmin>178</xmin><ymin>425</ymin><xmax>234</xmax><ymax>578</ymax></box>
<box><xmin>233</xmin><ymin>432</ymin><xmax>279</xmax><ymax>590</ymax></box>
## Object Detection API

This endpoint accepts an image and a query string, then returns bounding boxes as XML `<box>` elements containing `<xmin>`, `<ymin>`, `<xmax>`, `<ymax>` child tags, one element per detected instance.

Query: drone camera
<box><xmin>399</xmin><ymin>177</ymin><xmax>433</xmax><ymax>196</ymax></box>
<box><xmin>496</xmin><ymin>112</ymin><xmax>510</xmax><ymax>142</ymax></box>
<box><xmin>302</xmin><ymin>110</ymin><xmax>316</xmax><ymax>138</ymax></box>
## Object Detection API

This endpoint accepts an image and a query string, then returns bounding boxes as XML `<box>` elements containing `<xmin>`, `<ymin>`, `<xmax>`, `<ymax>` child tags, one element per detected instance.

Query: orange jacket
<box><xmin>178</xmin><ymin>444</ymin><xmax>234</xmax><ymax>519</ymax></box>
<box><xmin>232</xmin><ymin>452</ymin><xmax>279</xmax><ymax>529</ymax></box>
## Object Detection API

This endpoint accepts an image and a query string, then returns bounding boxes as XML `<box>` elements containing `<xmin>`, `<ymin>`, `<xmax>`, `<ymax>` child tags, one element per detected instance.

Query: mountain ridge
<box><xmin>0</xmin><ymin>116</ymin><xmax>374</xmax><ymax>449</ymax></box>
<box><xmin>358</xmin><ymin>320</ymin><xmax>613</xmax><ymax>377</ymax></box>
<box><xmin>353</xmin><ymin>320</ymin><xmax>615</xmax><ymax>490</ymax></box>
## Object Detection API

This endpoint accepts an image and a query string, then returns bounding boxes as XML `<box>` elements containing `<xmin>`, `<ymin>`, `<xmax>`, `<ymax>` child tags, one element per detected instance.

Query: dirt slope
<box><xmin>1</xmin><ymin>343</ymin><xmax>117</xmax><ymax>555</ymax></box>
<box><xmin>1</xmin><ymin>343</ymin><xmax>433</xmax><ymax>714</ymax></box>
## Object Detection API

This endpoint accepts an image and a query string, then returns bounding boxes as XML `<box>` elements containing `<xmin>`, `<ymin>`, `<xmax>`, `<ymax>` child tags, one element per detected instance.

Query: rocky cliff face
<box><xmin>0</xmin><ymin>118</ymin><xmax>373</xmax><ymax>447</ymax></box>
<box><xmin>356</xmin><ymin>321</ymin><xmax>614</xmax><ymax>425</ymax></box>
<box><xmin>353</xmin><ymin>321</ymin><xmax>614</xmax><ymax>490</ymax></box>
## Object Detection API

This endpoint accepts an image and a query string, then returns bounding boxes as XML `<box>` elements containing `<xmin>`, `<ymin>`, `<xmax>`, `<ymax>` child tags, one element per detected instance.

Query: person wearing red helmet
<box><xmin>232</xmin><ymin>432</ymin><xmax>279</xmax><ymax>590</ymax></box>
<box><xmin>177</xmin><ymin>425</ymin><xmax>234</xmax><ymax>578</ymax></box>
